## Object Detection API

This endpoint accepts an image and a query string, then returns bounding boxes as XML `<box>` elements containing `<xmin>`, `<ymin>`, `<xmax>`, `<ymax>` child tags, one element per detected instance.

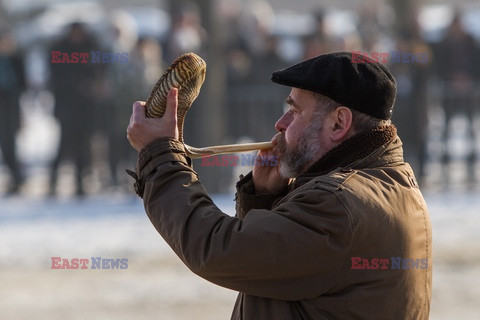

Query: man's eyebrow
<box><xmin>285</xmin><ymin>96</ymin><xmax>296</xmax><ymax>106</ymax></box>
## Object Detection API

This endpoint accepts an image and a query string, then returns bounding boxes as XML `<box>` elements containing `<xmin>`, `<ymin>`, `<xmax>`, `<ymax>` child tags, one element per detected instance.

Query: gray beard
<box><xmin>276</xmin><ymin>120</ymin><xmax>325</xmax><ymax>178</ymax></box>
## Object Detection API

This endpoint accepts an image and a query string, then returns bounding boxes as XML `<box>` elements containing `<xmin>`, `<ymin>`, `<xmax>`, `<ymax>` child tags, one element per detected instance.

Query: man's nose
<box><xmin>275</xmin><ymin>111</ymin><xmax>292</xmax><ymax>132</ymax></box>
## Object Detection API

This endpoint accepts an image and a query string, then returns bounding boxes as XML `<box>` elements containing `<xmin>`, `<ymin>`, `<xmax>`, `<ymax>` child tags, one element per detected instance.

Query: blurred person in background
<box><xmin>164</xmin><ymin>3</ymin><xmax>207</xmax><ymax>63</ymax></box>
<box><xmin>434</xmin><ymin>12</ymin><xmax>480</xmax><ymax>185</ymax></box>
<box><xmin>0</xmin><ymin>29</ymin><xmax>26</xmax><ymax>195</ymax></box>
<box><xmin>356</xmin><ymin>1</ymin><xmax>383</xmax><ymax>53</ymax></box>
<box><xmin>303</xmin><ymin>9</ymin><xmax>344</xmax><ymax>59</ymax></box>
<box><xmin>48</xmin><ymin>22</ymin><xmax>102</xmax><ymax>197</ymax></box>
<box><xmin>390</xmin><ymin>25</ymin><xmax>432</xmax><ymax>186</ymax></box>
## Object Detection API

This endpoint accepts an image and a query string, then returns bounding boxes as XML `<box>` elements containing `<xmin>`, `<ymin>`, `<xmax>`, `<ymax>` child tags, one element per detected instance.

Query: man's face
<box><xmin>273</xmin><ymin>88</ymin><xmax>332</xmax><ymax>178</ymax></box>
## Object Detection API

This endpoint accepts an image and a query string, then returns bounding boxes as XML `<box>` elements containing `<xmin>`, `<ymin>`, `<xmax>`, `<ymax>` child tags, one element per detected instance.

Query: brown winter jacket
<box><xmin>130</xmin><ymin>125</ymin><xmax>432</xmax><ymax>319</ymax></box>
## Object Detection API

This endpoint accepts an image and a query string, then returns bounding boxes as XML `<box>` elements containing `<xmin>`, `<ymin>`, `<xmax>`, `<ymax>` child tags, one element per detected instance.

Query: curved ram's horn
<box><xmin>145</xmin><ymin>52</ymin><xmax>273</xmax><ymax>159</ymax></box>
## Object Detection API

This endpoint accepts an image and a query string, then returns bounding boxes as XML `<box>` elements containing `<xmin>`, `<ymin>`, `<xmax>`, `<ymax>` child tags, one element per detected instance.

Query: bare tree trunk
<box><xmin>195</xmin><ymin>0</ymin><xmax>228</xmax><ymax>193</ymax></box>
<box><xmin>166</xmin><ymin>0</ymin><xmax>228</xmax><ymax>192</ymax></box>
<box><xmin>197</xmin><ymin>0</ymin><xmax>226</xmax><ymax>148</ymax></box>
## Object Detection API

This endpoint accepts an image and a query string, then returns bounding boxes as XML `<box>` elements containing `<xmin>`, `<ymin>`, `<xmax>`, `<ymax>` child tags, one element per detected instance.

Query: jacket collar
<box><xmin>293</xmin><ymin>125</ymin><xmax>401</xmax><ymax>186</ymax></box>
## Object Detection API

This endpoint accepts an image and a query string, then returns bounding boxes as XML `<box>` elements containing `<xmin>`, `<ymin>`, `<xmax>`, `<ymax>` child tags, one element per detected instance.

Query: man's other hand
<box><xmin>252</xmin><ymin>137</ymin><xmax>289</xmax><ymax>194</ymax></box>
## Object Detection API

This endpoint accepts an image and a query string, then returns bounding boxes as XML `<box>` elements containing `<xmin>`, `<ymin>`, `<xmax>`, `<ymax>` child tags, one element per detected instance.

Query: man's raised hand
<box><xmin>127</xmin><ymin>88</ymin><xmax>179</xmax><ymax>151</ymax></box>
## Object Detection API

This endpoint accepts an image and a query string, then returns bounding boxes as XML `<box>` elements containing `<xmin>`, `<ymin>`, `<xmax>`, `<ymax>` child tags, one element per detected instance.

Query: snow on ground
<box><xmin>0</xmin><ymin>190</ymin><xmax>479</xmax><ymax>320</ymax></box>
<box><xmin>0</xmin><ymin>193</ymin><xmax>237</xmax><ymax>269</ymax></box>
<box><xmin>0</xmin><ymin>193</ymin><xmax>239</xmax><ymax>320</ymax></box>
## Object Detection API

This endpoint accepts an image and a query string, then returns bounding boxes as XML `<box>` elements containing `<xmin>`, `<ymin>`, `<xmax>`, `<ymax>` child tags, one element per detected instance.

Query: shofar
<box><xmin>144</xmin><ymin>52</ymin><xmax>273</xmax><ymax>159</ymax></box>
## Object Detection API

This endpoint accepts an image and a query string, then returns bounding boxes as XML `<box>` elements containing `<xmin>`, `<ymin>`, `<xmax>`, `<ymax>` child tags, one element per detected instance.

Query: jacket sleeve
<box><xmin>135</xmin><ymin>138</ymin><xmax>353</xmax><ymax>300</ymax></box>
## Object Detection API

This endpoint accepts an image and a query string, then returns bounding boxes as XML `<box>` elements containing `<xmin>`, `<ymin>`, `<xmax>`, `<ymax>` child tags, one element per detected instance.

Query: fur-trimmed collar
<box><xmin>298</xmin><ymin>124</ymin><xmax>397</xmax><ymax>179</ymax></box>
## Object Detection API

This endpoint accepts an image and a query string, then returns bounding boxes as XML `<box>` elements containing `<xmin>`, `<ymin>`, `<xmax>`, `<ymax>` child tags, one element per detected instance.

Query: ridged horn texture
<box><xmin>145</xmin><ymin>52</ymin><xmax>206</xmax><ymax>143</ymax></box>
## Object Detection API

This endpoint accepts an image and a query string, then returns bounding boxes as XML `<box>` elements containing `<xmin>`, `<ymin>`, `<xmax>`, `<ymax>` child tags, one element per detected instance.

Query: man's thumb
<box><xmin>165</xmin><ymin>88</ymin><xmax>178</xmax><ymax>122</ymax></box>
<box><xmin>132</xmin><ymin>101</ymin><xmax>146</xmax><ymax>122</ymax></box>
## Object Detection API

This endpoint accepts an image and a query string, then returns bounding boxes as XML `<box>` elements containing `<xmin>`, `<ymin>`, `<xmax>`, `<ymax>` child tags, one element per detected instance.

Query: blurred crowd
<box><xmin>1</xmin><ymin>0</ymin><xmax>480</xmax><ymax>197</ymax></box>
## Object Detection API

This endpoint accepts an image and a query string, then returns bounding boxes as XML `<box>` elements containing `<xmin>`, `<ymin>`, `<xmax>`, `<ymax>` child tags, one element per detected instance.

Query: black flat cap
<box><xmin>271</xmin><ymin>51</ymin><xmax>397</xmax><ymax>120</ymax></box>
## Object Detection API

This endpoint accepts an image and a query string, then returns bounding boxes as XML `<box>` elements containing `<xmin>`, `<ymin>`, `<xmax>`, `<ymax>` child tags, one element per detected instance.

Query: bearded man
<box><xmin>127</xmin><ymin>52</ymin><xmax>432</xmax><ymax>319</ymax></box>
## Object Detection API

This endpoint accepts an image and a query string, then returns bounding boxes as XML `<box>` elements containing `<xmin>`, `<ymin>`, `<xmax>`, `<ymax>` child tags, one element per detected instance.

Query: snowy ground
<box><xmin>0</xmin><ymin>190</ymin><xmax>480</xmax><ymax>320</ymax></box>
<box><xmin>0</xmin><ymin>194</ymin><xmax>238</xmax><ymax>320</ymax></box>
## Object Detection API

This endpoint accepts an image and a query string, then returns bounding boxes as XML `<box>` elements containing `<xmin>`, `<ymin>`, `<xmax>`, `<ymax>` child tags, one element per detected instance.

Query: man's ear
<box><xmin>330</xmin><ymin>106</ymin><xmax>353</xmax><ymax>142</ymax></box>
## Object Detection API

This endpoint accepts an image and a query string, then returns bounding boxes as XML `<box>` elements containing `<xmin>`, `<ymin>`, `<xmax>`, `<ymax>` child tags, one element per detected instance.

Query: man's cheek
<box><xmin>284</xmin><ymin>129</ymin><xmax>298</xmax><ymax>148</ymax></box>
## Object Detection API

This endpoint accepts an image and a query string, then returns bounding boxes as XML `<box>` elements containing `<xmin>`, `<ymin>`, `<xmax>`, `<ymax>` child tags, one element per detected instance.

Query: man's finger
<box><xmin>165</xmin><ymin>88</ymin><xmax>178</xmax><ymax>123</ymax></box>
